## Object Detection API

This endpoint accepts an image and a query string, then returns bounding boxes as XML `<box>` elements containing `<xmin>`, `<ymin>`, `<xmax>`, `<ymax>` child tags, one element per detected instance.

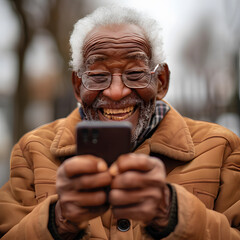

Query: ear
<box><xmin>72</xmin><ymin>71</ymin><xmax>83</xmax><ymax>104</ymax></box>
<box><xmin>157</xmin><ymin>63</ymin><xmax>170</xmax><ymax>99</ymax></box>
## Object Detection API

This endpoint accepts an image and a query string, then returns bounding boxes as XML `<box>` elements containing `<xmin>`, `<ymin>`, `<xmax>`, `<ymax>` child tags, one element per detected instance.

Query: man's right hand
<box><xmin>55</xmin><ymin>155</ymin><xmax>112</xmax><ymax>237</ymax></box>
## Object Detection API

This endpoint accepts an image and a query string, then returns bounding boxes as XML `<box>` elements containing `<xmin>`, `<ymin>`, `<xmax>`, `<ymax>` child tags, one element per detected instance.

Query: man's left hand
<box><xmin>109</xmin><ymin>153</ymin><xmax>171</xmax><ymax>227</ymax></box>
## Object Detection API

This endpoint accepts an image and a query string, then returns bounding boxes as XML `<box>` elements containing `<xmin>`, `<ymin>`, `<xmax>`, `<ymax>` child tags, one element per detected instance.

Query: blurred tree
<box><xmin>9</xmin><ymin>0</ymin><xmax>31</xmax><ymax>142</ymax></box>
<box><xmin>8</xmin><ymin>0</ymin><xmax>96</xmax><ymax>142</ymax></box>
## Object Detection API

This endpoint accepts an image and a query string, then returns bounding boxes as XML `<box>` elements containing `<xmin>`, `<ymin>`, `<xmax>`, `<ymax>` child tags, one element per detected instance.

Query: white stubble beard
<box><xmin>81</xmin><ymin>95</ymin><xmax>156</xmax><ymax>144</ymax></box>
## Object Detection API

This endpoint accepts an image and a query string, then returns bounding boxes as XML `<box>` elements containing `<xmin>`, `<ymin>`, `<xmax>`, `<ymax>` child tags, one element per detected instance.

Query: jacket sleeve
<box><xmin>166</xmin><ymin>141</ymin><xmax>240</xmax><ymax>240</ymax></box>
<box><xmin>164</xmin><ymin>184</ymin><xmax>240</xmax><ymax>240</ymax></box>
<box><xmin>0</xmin><ymin>143</ymin><xmax>57</xmax><ymax>240</ymax></box>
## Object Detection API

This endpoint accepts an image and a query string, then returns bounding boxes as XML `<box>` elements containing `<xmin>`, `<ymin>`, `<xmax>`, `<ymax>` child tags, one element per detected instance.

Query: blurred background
<box><xmin>0</xmin><ymin>0</ymin><xmax>239</xmax><ymax>187</ymax></box>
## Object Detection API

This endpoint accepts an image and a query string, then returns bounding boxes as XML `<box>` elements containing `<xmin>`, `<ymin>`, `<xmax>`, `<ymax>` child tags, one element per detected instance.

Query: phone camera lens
<box><xmin>82</xmin><ymin>129</ymin><xmax>89</xmax><ymax>143</ymax></box>
<box><xmin>92</xmin><ymin>129</ymin><xmax>99</xmax><ymax>144</ymax></box>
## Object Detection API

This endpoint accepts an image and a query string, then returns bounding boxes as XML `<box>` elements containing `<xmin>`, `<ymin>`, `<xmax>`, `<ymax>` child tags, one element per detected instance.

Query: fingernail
<box><xmin>97</xmin><ymin>161</ymin><xmax>108</xmax><ymax>172</ymax></box>
<box><xmin>109</xmin><ymin>164</ymin><xmax>119</xmax><ymax>176</ymax></box>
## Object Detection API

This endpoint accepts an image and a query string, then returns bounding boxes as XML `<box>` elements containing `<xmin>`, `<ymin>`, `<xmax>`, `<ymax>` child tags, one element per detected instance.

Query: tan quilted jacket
<box><xmin>0</xmin><ymin>104</ymin><xmax>240</xmax><ymax>239</ymax></box>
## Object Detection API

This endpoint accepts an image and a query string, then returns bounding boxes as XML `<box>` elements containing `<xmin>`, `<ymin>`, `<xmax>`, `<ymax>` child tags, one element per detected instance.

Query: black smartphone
<box><xmin>76</xmin><ymin>121</ymin><xmax>132</xmax><ymax>166</ymax></box>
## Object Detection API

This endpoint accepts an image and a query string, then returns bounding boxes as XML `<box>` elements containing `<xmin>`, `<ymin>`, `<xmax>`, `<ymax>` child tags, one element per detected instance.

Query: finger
<box><xmin>64</xmin><ymin>155</ymin><xmax>108</xmax><ymax>177</ymax></box>
<box><xmin>111</xmin><ymin>169</ymin><xmax>166</xmax><ymax>189</ymax></box>
<box><xmin>60</xmin><ymin>190</ymin><xmax>108</xmax><ymax>207</ymax></box>
<box><xmin>109</xmin><ymin>187</ymin><xmax>162</xmax><ymax>206</ymax></box>
<box><xmin>62</xmin><ymin>202</ymin><xmax>109</xmax><ymax>223</ymax></box>
<box><xmin>69</xmin><ymin>171</ymin><xmax>112</xmax><ymax>190</ymax></box>
<box><xmin>112</xmin><ymin>199</ymin><xmax>156</xmax><ymax>222</ymax></box>
<box><xmin>109</xmin><ymin>154</ymin><xmax>157</xmax><ymax>175</ymax></box>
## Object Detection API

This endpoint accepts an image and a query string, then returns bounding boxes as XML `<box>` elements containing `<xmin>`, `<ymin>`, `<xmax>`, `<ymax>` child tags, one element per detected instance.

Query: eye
<box><xmin>125</xmin><ymin>70</ymin><xmax>146</xmax><ymax>81</ymax></box>
<box><xmin>87</xmin><ymin>71</ymin><xmax>110</xmax><ymax>83</ymax></box>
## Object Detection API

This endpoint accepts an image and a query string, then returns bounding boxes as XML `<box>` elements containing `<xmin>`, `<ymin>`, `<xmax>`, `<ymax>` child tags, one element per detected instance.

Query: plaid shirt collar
<box><xmin>132</xmin><ymin>100</ymin><xmax>170</xmax><ymax>150</ymax></box>
<box><xmin>79</xmin><ymin>100</ymin><xmax>170</xmax><ymax>150</ymax></box>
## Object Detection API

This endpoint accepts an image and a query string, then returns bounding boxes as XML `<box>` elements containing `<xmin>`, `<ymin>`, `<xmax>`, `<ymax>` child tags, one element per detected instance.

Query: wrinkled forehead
<box><xmin>82</xmin><ymin>23</ymin><xmax>151</xmax><ymax>63</ymax></box>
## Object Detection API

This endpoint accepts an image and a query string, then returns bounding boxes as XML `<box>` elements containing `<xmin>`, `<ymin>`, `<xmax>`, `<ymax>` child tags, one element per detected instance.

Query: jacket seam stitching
<box><xmin>194</xmin><ymin>135</ymin><xmax>235</xmax><ymax>152</ymax></box>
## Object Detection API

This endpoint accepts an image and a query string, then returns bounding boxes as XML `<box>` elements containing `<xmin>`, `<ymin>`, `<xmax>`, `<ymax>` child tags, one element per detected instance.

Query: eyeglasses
<box><xmin>77</xmin><ymin>64</ymin><xmax>160</xmax><ymax>91</ymax></box>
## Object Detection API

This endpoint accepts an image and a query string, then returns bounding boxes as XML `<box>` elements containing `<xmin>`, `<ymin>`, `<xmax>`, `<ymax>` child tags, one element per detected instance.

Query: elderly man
<box><xmin>0</xmin><ymin>5</ymin><xmax>240</xmax><ymax>240</ymax></box>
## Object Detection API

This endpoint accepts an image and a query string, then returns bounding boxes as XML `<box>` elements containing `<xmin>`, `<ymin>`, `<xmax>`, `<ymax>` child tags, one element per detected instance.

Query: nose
<box><xmin>102</xmin><ymin>74</ymin><xmax>132</xmax><ymax>101</ymax></box>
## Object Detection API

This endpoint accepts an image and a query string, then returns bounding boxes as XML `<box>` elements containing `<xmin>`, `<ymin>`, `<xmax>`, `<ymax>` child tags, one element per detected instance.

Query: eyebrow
<box><xmin>85</xmin><ymin>55</ymin><xmax>107</xmax><ymax>66</ymax></box>
<box><xmin>125</xmin><ymin>53</ymin><xmax>149</xmax><ymax>64</ymax></box>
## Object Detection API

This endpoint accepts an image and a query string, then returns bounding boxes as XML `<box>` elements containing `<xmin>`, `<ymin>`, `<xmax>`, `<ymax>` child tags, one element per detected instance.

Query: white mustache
<box><xmin>92</xmin><ymin>93</ymin><xmax>143</xmax><ymax>109</ymax></box>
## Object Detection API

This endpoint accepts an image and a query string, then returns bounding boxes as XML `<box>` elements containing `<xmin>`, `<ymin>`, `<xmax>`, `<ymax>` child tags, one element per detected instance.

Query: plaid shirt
<box><xmin>132</xmin><ymin>100</ymin><xmax>170</xmax><ymax>150</ymax></box>
<box><xmin>79</xmin><ymin>100</ymin><xmax>170</xmax><ymax>150</ymax></box>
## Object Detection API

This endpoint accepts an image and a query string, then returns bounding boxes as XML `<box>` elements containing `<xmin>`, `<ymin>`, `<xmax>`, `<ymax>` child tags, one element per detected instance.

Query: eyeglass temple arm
<box><xmin>151</xmin><ymin>64</ymin><xmax>160</xmax><ymax>74</ymax></box>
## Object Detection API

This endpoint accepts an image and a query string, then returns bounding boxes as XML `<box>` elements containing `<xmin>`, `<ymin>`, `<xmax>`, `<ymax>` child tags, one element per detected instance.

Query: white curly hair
<box><xmin>69</xmin><ymin>5</ymin><xmax>165</xmax><ymax>72</ymax></box>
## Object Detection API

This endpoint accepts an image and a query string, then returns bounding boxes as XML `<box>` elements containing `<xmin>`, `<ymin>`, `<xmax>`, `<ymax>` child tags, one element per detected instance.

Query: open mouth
<box><xmin>101</xmin><ymin>106</ymin><xmax>135</xmax><ymax>120</ymax></box>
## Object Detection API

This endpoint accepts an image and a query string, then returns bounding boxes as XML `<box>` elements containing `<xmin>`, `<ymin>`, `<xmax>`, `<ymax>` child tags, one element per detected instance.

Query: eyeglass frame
<box><xmin>77</xmin><ymin>64</ymin><xmax>160</xmax><ymax>91</ymax></box>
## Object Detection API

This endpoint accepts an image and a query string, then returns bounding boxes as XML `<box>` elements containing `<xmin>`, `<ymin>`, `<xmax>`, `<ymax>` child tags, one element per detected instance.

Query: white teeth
<box><xmin>103</xmin><ymin>106</ymin><xmax>134</xmax><ymax>120</ymax></box>
<box><xmin>103</xmin><ymin>106</ymin><xmax>134</xmax><ymax>114</ymax></box>
<box><xmin>107</xmin><ymin>112</ymin><xmax>132</xmax><ymax>120</ymax></box>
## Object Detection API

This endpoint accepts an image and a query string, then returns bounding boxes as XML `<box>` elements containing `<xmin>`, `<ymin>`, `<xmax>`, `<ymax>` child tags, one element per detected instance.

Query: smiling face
<box><xmin>72</xmin><ymin>23</ymin><xmax>169</xmax><ymax>142</ymax></box>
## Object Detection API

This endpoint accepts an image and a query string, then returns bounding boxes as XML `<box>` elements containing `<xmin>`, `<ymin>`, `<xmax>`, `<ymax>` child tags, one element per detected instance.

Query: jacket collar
<box><xmin>50</xmin><ymin>108</ymin><xmax>80</xmax><ymax>157</ymax></box>
<box><xmin>50</xmin><ymin>103</ymin><xmax>195</xmax><ymax>162</ymax></box>
<box><xmin>134</xmin><ymin>105</ymin><xmax>195</xmax><ymax>161</ymax></box>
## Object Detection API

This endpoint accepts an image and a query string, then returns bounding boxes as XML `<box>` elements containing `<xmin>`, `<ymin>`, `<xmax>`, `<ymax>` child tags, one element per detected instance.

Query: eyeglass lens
<box><xmin>81</xmin><ymin>65</ymin><xmax>158</xmax><ymax>91</ymax></box>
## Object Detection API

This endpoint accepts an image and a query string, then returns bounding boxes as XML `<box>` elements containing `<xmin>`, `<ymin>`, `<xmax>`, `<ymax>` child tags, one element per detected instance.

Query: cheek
<box><xmin>135</xmin><ymin>81</ymin><xmax>158</xmax><ymax>102</ymax></box>
<box><xmin>80</xmin><ymin>86</ymin><xmax>100</xmax><ymax>106</ymax></box>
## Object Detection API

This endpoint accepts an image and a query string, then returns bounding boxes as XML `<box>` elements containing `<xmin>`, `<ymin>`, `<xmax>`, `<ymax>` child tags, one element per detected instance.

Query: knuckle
<box><xmin>123</xmin><ymin>172</ymin><xmax>137</xmax><ymax>184</ymax></box>
<box><xmin>117</xmin><ymin>155</ymin><xmax>129</xmax><ymax>168</ymax></box>
<box><xmin>56</xmin><ymin>181</ymin><xmax>69</xmax><ymax>194</ymax></box>
<box><xmin>78</xmin><ymin>177</ymin><xmax>90</xmax><ymax>189</ymax></box>
<box><xmin>117</xmin><ymin>154</ymin><xmax>126</xmax><ymax>162</ymax></box>
<box><xmin>141</xmin><ymin>203</ymin><xmax>155</xmax><ymax>220</ymax></box>
<box><xmin>145</xmin><ymin>187</ymin><xmax>161</xmax><ymax>199</ymax></box>
<box><xmin>60</xmin><ymin>203</ymin><xmax>73</xmax><ymax>219</ymax></box>
<box><xmin>77</xmin><ymin>191</ymin><xmax>107</xmax><ymax>206</ymax></box>
<box><xmin>136</xmin><ymin>154</ymin><xmax>149</xmax><ymax>166</ymax></box>
<box><xmin>108</xmin><ymin>189</ymin><xmax>120</xmax><ymax>203</ymax></box>
<box><xmin>154</xmin><ymin>157</ymin><xmax>165</xmax><ymax>169</ymax></box>
<box><xmin>63</xmin><ymin>210</ymin><xmax>72</xmax><ymax>220</ymax></box>
<box><xmin>95</xmin><ymin>191</ymin><xmax>107</xmax><ymax>205</ymax></box>
<box><xmin>56</xmin><ymin>164</ymin><xmax>66</xmax><ymax>179</ymax></box>
<box><xmin>139</xmin><ymin>159</ymin><xmax>149</xmax><ymax>168</ymax></box>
